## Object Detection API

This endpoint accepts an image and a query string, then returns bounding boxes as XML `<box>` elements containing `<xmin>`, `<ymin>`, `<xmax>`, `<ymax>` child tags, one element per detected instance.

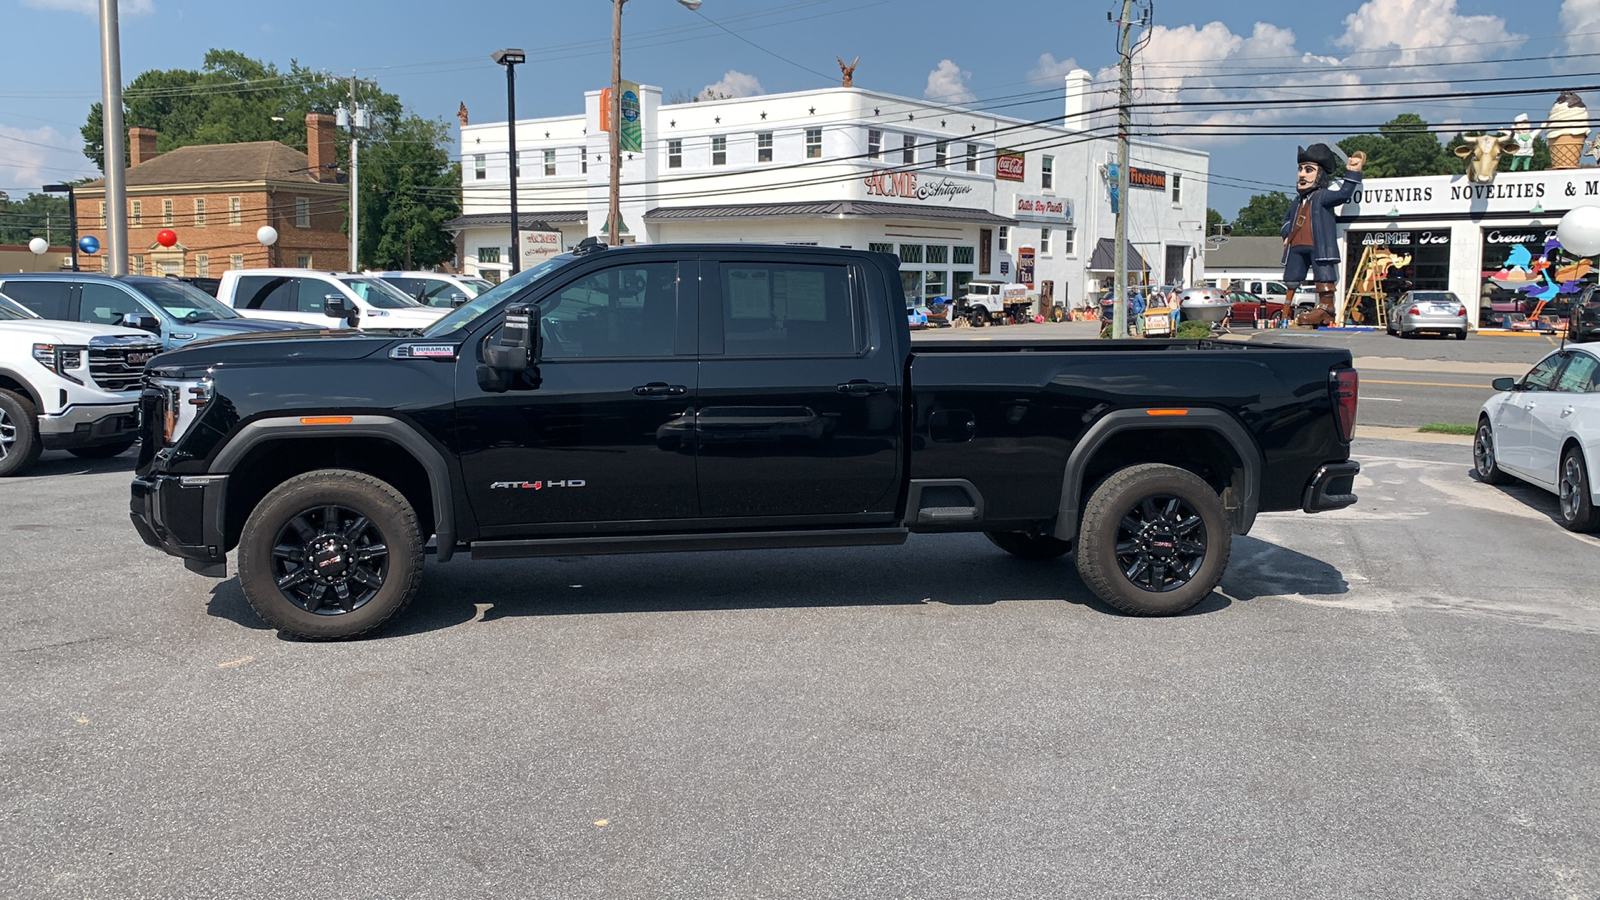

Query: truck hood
<box><xmin>0</xmin><ymin>319</ymin><xmax>153</xmax><ymax>343</ymax></box>
<box><xmin>149</xmin><ymin>328</ymin><xmax>393</xmax><ymax>371</ymax></box>
<box><xmin>182</xmin><ymin>318</ymin><xmax>309</xmax><ymax>337</ymax></box>
<box><xmin>359</xmin><ymin>307</ymin><xmax>446</xmax><ymax>327</ymax></box>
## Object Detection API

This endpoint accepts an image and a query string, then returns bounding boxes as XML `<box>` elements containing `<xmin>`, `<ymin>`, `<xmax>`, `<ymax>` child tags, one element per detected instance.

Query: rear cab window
<box><xmin>0</xmin><ymin>280</ymin><xmax>71</xmax><ymax>319</ymax></box>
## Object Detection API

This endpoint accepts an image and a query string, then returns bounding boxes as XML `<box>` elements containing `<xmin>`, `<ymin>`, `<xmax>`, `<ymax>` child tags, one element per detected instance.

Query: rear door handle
<box><xmin>836</xmin><ymin>380</ymin><xmax>889</xmax><ymax>395</ymax></box>
<box><xmin>633</xmin><ymin>382</ymin><xmax>688</xmax><ymax>396</ymax></box>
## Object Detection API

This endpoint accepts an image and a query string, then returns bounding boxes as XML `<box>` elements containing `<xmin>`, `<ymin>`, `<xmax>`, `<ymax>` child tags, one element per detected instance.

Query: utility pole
<box><xmin>340</xmin><ymin>72</ymin><xmax>376</xmax><ymax>271</ymax></box>
<box><xmin>98</xmin><ymin>0</ymin><xmax>128</xmax><ymax>276</ymax></box>
<box><xmin>608</xmin><ymin>0</ymin><xmax>624</xmax><ymax>247</ymax></box>
<box><xmin>1112</xmin><ymin>0</ymin><xmax>1135</xmax><ymax>340</ymax></box>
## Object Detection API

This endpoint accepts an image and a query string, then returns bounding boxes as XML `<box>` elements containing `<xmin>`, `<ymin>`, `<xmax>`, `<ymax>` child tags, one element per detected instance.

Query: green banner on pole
<box><xmin>619</xmin><ymin>79</ymin><xmax>642</xmax><ymax>153</ymax></box>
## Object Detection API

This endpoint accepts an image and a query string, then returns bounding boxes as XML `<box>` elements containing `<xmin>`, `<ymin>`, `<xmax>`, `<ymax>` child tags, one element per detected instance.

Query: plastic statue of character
<box><xmin>1508</xmin><ymin>114</ymin><xmax>1539</xmax><ymax>171</ymax></box>
<box><xmin>1544</xmin><ymin>91</ymin><xmax>1589</xmax><ymax>170</ymax></box>
<box><xmin>1283</xmin><ymin>143</ymin><xmax>1365</xmax><ymax>327</ymax></box>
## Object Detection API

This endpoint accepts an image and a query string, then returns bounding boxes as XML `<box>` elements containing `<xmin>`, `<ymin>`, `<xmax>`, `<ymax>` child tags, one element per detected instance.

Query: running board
<box><xmin>469</xmin><ymin>527</ymin><xmax>909</xmax><ymax>560</ymax></box>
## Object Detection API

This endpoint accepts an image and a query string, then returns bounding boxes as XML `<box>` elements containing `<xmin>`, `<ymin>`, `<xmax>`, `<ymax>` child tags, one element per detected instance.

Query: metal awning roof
<box><xmin>645</xmin><ymin>200</ymin><xmax>1016</xmax><ymax>225</ymax></box>
<box><xmin>443</xmin><ymin>211</ymin><xmax>587</xmax><ymax>232</ymax></box>
<box><xmin>1088</xmin><ymin>237</ymin><xmax>1148</xmax><ymax>272</ymax></box>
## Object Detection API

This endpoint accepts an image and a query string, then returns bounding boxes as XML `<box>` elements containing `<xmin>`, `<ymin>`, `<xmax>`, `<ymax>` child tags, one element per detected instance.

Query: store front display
<box><xmin>1479</xmin><ymin>226</ymin><xmax>1596</xmax><ymax>322</ymax></box>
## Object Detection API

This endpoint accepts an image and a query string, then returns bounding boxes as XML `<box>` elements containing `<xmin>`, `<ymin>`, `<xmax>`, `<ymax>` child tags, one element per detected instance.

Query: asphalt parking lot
<box><xmin>3</xmin><ymin>429</ymin><xmax>1598</xmax><ymax>898</ymax></box>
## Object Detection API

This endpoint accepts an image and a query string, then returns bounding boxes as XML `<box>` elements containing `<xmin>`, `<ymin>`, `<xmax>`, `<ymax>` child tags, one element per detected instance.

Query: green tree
<box><xmin>1206</xmin><ymin>207</ymin><xmax>1225</xmax><ymax>235</ymax></box>
<box><xmin>1336</xmin><ymin>113</ymin><xmax>1452</xmax><ymax>178</ymax></box>
<box><xmin>0</xmin><ymin>191</ymin><xmax>72</xmax><ymax>246</ymax></box>
<box><xmin>1231</xmin><ymin>191</ymin><xmax>1291</xmax><ymax>237</ymax></box>
<box><xmin>358</xmin><ymin>116</ymin><xmax>461</xmax><ymax>270</ymax></box>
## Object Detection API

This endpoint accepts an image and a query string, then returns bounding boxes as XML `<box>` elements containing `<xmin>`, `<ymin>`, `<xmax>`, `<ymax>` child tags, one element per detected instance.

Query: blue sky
<box><xmin>1</xmin><ymin>0</ymin><xmax>1592</xmax><ymax>219</ymax></box>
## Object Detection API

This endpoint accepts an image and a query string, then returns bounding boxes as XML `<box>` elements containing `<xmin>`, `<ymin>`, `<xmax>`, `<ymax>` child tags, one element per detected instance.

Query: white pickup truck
<box><xmin>214</xmin><ymin>269</ymin><xmax>447</xmax><ymax>330</ymax></box>
<box><xmin>957</xmin><ymin>281</ymin><xmax>1033</xmax><ymax>326</ymax></box>
<box><xmin>0</xmin><ymin>292</ymin><xmax>161</xmax><ymax>476</ymax></box>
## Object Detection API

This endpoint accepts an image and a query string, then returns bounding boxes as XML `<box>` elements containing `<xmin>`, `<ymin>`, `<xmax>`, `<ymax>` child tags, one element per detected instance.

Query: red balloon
<box><xmin>156</xmin><ymin>229</ymin><xmax>177</xmax><ymax>247</ymax></box>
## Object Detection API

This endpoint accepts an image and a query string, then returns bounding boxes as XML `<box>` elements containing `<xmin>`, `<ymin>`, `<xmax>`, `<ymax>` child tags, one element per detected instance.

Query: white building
<box><xmin>1335</xmin><ymin>167</ymin><xmax>1600</xmax><ymax>325</ymax></box>
<box><xmin>449</xmin><ymin>74</ymin><xmax>1210</xmax><ymax>311</ymax></box>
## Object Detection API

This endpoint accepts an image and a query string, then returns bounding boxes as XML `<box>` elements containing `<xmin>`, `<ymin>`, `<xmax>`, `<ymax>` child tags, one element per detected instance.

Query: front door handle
<box><xmin>837</xmin><ymin>380</ymin><xmax>889</xmax><ymax>395</ymax></box>
<box><xmin>633</xmin><ymin>382</ymin><xmax>688</xmax><ymax>397</ymax></box>
<box><xmin>1562</xmin><ymin>406</ymin><xmax>1575</xmax><ymax>418</ymax></box>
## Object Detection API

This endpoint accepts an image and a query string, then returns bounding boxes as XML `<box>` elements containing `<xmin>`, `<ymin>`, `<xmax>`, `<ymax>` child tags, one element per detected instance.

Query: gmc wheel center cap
<box><xmin>311</xmin><ymin>538</ymin><xmax>350</xmax><ymax>579</ymax></box>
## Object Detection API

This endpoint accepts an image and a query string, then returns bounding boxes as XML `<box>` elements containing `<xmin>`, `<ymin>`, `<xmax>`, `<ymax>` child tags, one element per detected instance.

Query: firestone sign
<box><xmin>1129</xmin><ymin>167</ymin><xmax>1167</xmax><ymax>191</ymax></box>
<box><xmin>863</xmin><ymin>170</ymin><xmax>974</xmax><ymax>203</ymax></box>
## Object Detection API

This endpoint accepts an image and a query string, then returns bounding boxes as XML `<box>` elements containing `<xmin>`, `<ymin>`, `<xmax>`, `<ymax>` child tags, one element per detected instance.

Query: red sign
<box><xmin>996</xmin><ymin>149</ymin><xmax>1025</xmax><ymax>182</ymax></box>
<box><xmin>864</xmin><ymin>170</ymin><xmax>919</xmax><ymax>198</ymax></box>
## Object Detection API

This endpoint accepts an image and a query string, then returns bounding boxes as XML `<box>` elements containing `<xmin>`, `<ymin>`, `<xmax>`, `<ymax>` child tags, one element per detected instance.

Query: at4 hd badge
<box><xmin>490</xmin><ymin>479</ymin><xmax>587</xmax><ymax>490</ymax></box>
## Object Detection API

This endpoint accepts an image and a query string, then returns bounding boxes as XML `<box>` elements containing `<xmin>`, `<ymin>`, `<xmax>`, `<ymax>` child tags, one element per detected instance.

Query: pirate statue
<box><xmin>1283</xmin><ymin>143</ymin><xmax>1365</xmax><ymax>326</ymax></box>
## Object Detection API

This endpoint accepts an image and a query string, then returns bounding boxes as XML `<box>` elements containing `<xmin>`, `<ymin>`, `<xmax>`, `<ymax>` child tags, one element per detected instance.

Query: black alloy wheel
<box><xmin>270</xmin><ymin>504</ymin><xmax>391</xmax><ymax>615</ymax></box>
<box><xmin>1076</xmin><ymin>463</ymin><xmax>1230</xmax><ymax>616</ymax></box>
<box><xmin>1473</xmin><ymin>420</ymin><xmax>1512</xmax><ymax>485</ymax></box>
<box><xmin>1111</xmin><ymin>494</ymin><xmax>1209</xmax><ymax>593</ymax></box>
<box><xmin>1558</xmin><ymin>449</ymin><xmax>1600</xmax><ymax>532</ymax></box>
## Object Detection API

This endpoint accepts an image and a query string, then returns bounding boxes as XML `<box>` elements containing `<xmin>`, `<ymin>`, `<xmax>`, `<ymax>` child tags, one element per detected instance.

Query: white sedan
<box><xmin>1474</xmin><ymin>344</ymin><xmax>1600</xmax><ymax>531</ymax></box>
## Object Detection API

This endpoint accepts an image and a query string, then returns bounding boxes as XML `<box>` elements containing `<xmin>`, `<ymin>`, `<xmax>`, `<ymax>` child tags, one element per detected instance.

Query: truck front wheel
<box><xmin>236</xmin><ymin>469</ymin><xmax>424</xmax><ymax>639</ymax></box>
<box><xmin>0</xmin><ymin>389</ymin><xmax>43</xmax><ymax>478</ymax></box>
<box><xmin>1075</xmin><ymin>463</ymin><xmax>1230</xmax><ymax>616</ymax></box>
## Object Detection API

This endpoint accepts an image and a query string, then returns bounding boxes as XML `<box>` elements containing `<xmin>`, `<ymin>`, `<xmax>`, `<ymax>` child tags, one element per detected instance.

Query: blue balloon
<box><xmin>78</xmin><ymin>235</ymin><xmax>100</xmax><ymax>255</ymax></box>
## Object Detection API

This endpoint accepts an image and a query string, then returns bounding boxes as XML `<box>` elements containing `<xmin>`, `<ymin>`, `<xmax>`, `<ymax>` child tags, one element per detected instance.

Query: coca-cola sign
<box><xmin>996</xmin><ymin>149</ymin><xmax>1025</xmax><ymax>182</ymax></box>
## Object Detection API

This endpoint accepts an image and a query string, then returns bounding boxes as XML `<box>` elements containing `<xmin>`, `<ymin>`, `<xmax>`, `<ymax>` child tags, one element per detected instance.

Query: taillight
<box><xmin>1406</xmin><ymin>306</ymin><xmax>1420</xmax><ymax>316</ymax></box>
<box><xmin>1331</xmin><ymin>368</ymin><xmax>1358</xmax><ymax>443</ymax></box>
<box><xmin>1457</xmin><ymin>307</ymin><xmax>1468</xmax><ymax>317</ymax></box>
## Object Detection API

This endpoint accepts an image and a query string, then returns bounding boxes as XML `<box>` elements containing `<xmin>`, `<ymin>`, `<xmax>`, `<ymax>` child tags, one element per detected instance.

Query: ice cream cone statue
<box><xmin>1544</xmin><ymin>91</ymin><xmax>1591</xmax><ymax>170</ymax></box>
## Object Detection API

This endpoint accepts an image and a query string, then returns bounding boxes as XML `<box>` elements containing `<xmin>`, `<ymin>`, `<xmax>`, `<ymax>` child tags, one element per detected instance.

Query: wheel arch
<box><xmin>1051</xmin><ymin>409</ymin><xmax>1261</xmax><ymax>542</ymax></box>
<box><xmin>0</xmin><ymin>368</ymin><xmax>44</xmax><ymax>410</ymax></box>
<box><xmin>212</xmin><ymin>416</ymin><xmax>457</xmax><ymax>561</ymax></box>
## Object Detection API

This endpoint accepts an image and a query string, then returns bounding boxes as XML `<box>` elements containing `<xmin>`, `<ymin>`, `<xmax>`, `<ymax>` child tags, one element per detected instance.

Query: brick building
<box><xmin>74</xmin><ymin>114</ymin><xmax>349</xmax><ymax>277</ymax></box>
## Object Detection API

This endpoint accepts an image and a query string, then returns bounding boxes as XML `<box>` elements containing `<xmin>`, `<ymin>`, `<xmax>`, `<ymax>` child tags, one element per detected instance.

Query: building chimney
<box><xmin>306</xmin><ymin>113</ymin><xmax>337</xmax><ymax>182</ymax></box>
<box><xmin>1063</xmin><ymin>69</ymin><xmax>1093</xmax><ymax>132</ymax></box>
<box><xmin>129</xmin><ymin>126</ymin><xmax>158</xmax><ymax>166</ymax></box>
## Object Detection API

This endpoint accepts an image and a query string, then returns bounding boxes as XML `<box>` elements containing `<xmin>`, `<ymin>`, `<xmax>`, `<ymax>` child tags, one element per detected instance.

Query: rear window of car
<box><xmin>1412</xmin><ymin>292</ymin><xmax>1456</xmax><ymax>303</ymax></box>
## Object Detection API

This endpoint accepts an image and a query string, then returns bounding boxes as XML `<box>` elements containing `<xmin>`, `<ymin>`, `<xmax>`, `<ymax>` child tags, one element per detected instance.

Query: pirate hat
<box><xmin>1297</xmin><ymin>143</ymin><xmax>1341</xmax><ymax>173</ymax></box>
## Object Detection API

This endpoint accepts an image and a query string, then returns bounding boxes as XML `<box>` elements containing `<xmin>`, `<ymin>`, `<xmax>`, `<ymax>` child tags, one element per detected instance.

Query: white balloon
<box><xmin>27</xmin><ymin>237</ymin><xmax>47</xmax><ymax>255</ymax></box>
<box><xmin>256</xmin><ymin>225</ymin><xmax>279</xmax><ymax>246</ymax></box>
<box><xmin>1557</xmin><ymin>205</ymin><xmax>1600</xmax><ymax>258</ymax></box>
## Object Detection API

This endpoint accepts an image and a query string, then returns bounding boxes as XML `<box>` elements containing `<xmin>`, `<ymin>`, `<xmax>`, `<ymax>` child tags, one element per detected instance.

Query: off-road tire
<box><xmin>1473</xmin><ymin>419</ymin><xmax>1512</xmax><ymax>485</ymax></box>
<box><xmin>68</xmin><ymin>437</ymin><xmax>137</xmax><ymax>459</ymax></box>
<box><xmin>237</xmin><ymin>468</ymin><xmax>424</xmax><ymax>640</ymax></box>
<box><xmin>1075</xmin><ymin>463</ymin><xmax>1231</xmax><ymax>616</ymax></box>
<box><xmin>0</xmin><ymin>389</ymin><xmax>43</xmax><ymax>478</ymax></box>
<box><xmin>1558</xmin><ymin>448</ymin><xmax>1600</xmax><ymax>533</ymax></box>
<box><xmin>986</xmin><ymin>531</ymin><xmax>1071</xmax><ymax>560</ymax></box>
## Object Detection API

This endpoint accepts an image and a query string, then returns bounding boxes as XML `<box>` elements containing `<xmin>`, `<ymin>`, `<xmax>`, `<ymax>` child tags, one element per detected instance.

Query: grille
<box><xmin>89</xmin><ymin>343</ymin><xmax>161</xmax><ymax>393</ymax></box>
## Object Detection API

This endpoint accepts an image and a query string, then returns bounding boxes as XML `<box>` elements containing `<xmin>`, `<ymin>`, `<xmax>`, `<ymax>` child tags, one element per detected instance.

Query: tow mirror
<box><xmin>119</xmin><ymin>311</ymin><xmax>160</xmax><ymax>334</ymax></box>
<box><xmin>447</xmin><ymin>292</ymin><xmax>469</xmax><ymax>308</ymax></box>
<box><xmin>478</xmin><ymin>305</ymin><xmax>542</xmax><ymax>392</ymax></box>
<box><xmin>1492</xmin><ymin>376</ymin><xmax>1516</xmax><ymax>392</ymax></box>
<box><xmin>323</xmin><ymin>293</ymin><xmax>360</xmax><ymax>328</ymax></box>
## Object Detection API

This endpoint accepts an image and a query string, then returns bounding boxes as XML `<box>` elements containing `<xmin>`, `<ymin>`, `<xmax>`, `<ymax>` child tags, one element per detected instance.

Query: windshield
<box><xmin>0</xmin><ymin>291</ymin><xmax>36</xmax><ymax>320</ymax></box>
<box><xmin>339</xmin><ymin>277</ymin><xmax>424</xmax><ymax>309</ymax></box>
<box><xmin>421</xmin><ymin>254</ymin><xmax>580</xmax><ymax>338</ymax></box>
<box><xmin>132</xmin><ymin>280</ymin><xmax>240</xmax><ymax>322</ymax></box>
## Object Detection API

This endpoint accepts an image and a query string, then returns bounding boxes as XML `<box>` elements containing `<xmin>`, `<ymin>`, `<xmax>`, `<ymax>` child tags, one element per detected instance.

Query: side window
<box><xmin>539</xmin><ymin>262</ymin><xmax>678</xmax><ymax>360</ymax></box>
<box><xmin>234</xmin><ymin>276</ymin><xmax>298</xmax><ymax>311</ymax></box>
<box><xmin>1556</xmin><ymin>353</ymin><xmax>1600</xmax><ymax>393</ymax></box>
<box><xmin>79</xmin><ymin>282</ymin><xmax>149</xmax><ymax>326</ymax></box>
<box><xmin>385</xmin><ymin>278</ymin><xmax>427</xmax><ymax>299</ymax></box>
<box><xmin>297</xmin><ymin>279</ymin><xmax>337</xmax><ymax>314</ymax></box>
<box><xmin>719</xmin><ymin>263</ymin><xmax>857</xmax><ymax>357</ymax></box>
<box><xmin>1523</xmin><ymin>355</ymin><xmax>1566</xmax><ymax>392</ymax></box>
<box><xmin>0</xmin><ymin>280</ymin><xmax>70</xmax><ymax>319</ymax></box>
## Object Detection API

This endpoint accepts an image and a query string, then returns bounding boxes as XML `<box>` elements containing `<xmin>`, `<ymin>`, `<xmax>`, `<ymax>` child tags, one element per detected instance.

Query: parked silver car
<box><xmin>1387</xmin><ymin>290</ymin><xmax>1469</xmax><ymax>340</ymax></box>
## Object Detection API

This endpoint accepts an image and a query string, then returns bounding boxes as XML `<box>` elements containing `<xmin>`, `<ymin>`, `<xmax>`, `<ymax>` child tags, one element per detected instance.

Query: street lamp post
<box><xmin>493</xmin><ymin>48</ymin><xmax>526</xmax><ymax>274</ymax></box>
<box><xmin>607</xmin><ymin>0</ymin><xmax>701</xmax><ymax>247</ymax></box>
<box><xmin>41</xmin><ymin>183</ymin><xmax>79</xmax><ymax>271</ymax></box>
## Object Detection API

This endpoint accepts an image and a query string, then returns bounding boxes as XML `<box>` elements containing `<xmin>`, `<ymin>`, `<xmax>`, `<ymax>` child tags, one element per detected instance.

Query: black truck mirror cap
<box><xmin>483</xmin><ymin>304</ymin><xmax>537</xmax><ymax>371</ymax></box>
<box><xmin>323</xmin><ymin>293</ymin><xmax>360</xmax><ymax>327</ymax></box>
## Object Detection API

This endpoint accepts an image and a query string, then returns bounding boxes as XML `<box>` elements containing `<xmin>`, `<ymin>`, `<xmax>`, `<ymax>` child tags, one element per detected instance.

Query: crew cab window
<box><xmin>0</xmin><ymin>280</ymin><xmax>70</xmax><ymax>319</ymax></box>
<box><xmin>719</xmin><ymin>263</ymin><xmax>857</xmax><ymax>357</ymax></box>
<box><xmin>79</xmin><ymin>282</ymin><xmax>148</xmax><ymax>326</ymax></box>
<box><xmin>1522</xmin><ymin>355</ymin><xmax>1566</xmax><ymax>392</ymax></box>
<box><xmin>1556</xmin><ymin>353</ymin><xmax>1600</xmax><ymax>393</ymax></box>
<box><xmin>234</xmin><ymin>276</ymin><xmax>298</xmax><ymax>311</ymax></box>
<box><xmin>539</xmin><ymin>262</ymin><xmax>678</xmax><ymax>359</ymax></box>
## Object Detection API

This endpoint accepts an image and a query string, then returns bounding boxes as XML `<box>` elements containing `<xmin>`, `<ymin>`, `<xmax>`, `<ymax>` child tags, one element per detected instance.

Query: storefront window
<box><xmin>901</xmin><ymin>270</ymin><xmax>922</xmax><ymax>305</ymax></box>
<box><xmin>869</xmin><ymin>242</ymin><xmax>893</xmax><ymax>255</ymax></box>
<box><xmin>898</xmin><ymin>244</ymin><xmax>923</xmax><ymax>264</ymax></box>
<box><xmin>1478</xmin><ymin>226</ymin><xmax>1594</xmax><ymax>321</ymax></box>
<box><xmin>953</xmin><ymin>246</ymin><xmax>974</xmax><ymax>266</ymax></box>
<box><xmin>953</xmin><ymin>271</ymin><xmax>974</xmax><ymax>297</ymax></box>
<box><xmin>924</xmin><ymin>270</ymin><xmax>948</xmax><ymax>302</ymax></box>
<box><xmin>926</xmin><ymin>245</ymin><xmax>948</xmax><ymax>265</ymax></box>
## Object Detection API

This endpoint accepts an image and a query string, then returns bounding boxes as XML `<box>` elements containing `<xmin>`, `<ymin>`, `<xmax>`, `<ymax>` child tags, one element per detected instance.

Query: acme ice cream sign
<box><xmin>863</xmin><ymin>170</ymin><xmax>974</xmax><ymax>202</ymax></box>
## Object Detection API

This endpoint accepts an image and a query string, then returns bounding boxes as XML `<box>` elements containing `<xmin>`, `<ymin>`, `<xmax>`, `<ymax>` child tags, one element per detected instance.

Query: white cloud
<box><xmin>22</xmin><ymin>0</ymin><xmax>155</xmax><ymax>17</ymax></box>
<box><xmin>1336</xmin><ymin>0</ymin><xmax>1523</xmax><ymax>65</ymax></box>
<box><xmin>924</xmin><ymin>59</ymin><xmax>976</xmax><ymax>104</ymax></box>
<box><xmin>1561</xmin><ymin>0</ymin><xmax>1600</xmax><ymax>54</ymax></box>
<box><xmin>1029</xmin><ymin>53</ymin><xmax>1082</xmax><ymax>83</ymax></box>
<box><xmin>701</xmin><ymin>70</ymin><xmax>763</xmax><ymax>99</ymax></box>
<box><xmin>0</xmin><ymin>124</ymin><xmax>96</xmax><ymax>194</ymax></box>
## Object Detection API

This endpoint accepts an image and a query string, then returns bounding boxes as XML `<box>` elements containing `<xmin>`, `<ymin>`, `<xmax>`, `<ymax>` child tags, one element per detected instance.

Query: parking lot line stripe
<box><xmin>1364</xmin><ymin>379</ymin><xmax>1489</xmax><ymax>389</ymax></box>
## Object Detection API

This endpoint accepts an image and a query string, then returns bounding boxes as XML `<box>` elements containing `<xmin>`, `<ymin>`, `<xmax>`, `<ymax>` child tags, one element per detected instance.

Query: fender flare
<box><xmin>212</xmin><ymin>414</ymin><xmax>458</xmax><ymax>562</ymax></box>
<box><xmin>1050</xmin><ymin>408</ymin><xmax>1261</xmax><ymax>542</ymax></box>
<box><xmin>0</xmin><ymin>367</ymin><xmax>45</xmax><ymax>410</ymax></box>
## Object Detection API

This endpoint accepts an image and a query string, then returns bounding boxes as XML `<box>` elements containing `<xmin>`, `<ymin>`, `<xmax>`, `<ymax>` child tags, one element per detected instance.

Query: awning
<box><xmin>442</xmin><ymin>211</ymin><xmax>586</xmax><ymax>233</ymax></box>
<box><xmin>1088</xmin><ymin>238</ymin><xmax>1148</xmax><ymax>272</ymax></box>
<box><xmin>645</xmin><ymin>199</ymin><xmax>1016</xmax><ymax>226</ymax></box>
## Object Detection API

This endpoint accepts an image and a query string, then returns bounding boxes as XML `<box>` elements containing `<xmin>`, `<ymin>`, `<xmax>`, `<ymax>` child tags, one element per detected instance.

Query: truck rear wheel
<box><xmin>0</xmin><ymin>389</ymin><xmax>42</xmax><ymax>478</ymax></box>
<box><xmin>1075</xmin><ymin>463</ymin><xmax>1230</xmax><ymax>616</ymax></box>
<box><xmin>986</xmin><ymin>531</ymin><xmax>1071</xmax><ymax>560</ymax></box>
<box><xmin>236</xmin><ymin>468</ymin><xmax>424</xmax><ymax>640</ymax></box>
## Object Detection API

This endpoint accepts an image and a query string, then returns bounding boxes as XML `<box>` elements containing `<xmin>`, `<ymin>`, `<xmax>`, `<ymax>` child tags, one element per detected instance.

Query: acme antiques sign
<box><xmin>863</xmin><ymin>170</ymin><xmax>974</xmax><ymax>202</ymax></box>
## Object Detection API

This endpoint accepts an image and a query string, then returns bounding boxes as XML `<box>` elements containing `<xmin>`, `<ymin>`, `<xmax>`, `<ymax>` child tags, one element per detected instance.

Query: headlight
<box><xmin>150</xmin><ymin>374</ymin><xmax>213</xmax><ymax>447</ymax></box>
<box><xmin>32</xmin><ymin>343</ymin><xmax>86</xmax><ymax>384</ymax></box>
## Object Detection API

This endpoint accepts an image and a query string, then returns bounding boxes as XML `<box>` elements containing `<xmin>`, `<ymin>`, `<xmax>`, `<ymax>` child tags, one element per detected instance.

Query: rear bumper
<box><xmin>1302</xmin><ymin>460</ymin><xmax>1360</xmax><ymax>513</ymax></box>
<box><xmin>39</xmin><ymin>401</ymin><xmax>140</xmax><ymax>450</ymax></box>
<box><xmin>129</xmin><ymin>472</ymin><xmax>229</xmax><ymax>570</ymax></box>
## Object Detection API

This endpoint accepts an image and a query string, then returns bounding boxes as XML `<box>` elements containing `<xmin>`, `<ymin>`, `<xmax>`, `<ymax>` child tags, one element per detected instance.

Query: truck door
<box><xmin>695</xmin><ymin>256</ymin><xmax>901</xmax><ymax>522</ymax></box>
<box><xmin>455</xmin><ymin>258</ymin><xmax>700</xmax><ymax>535</ymax></box>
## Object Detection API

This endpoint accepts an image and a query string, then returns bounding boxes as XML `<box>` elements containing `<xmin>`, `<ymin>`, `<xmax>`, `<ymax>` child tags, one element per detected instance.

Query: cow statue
<box><xmin>1455</xmin><ymin>132</ymin><xmax>1517</xmax><ymax>184</ymax></box>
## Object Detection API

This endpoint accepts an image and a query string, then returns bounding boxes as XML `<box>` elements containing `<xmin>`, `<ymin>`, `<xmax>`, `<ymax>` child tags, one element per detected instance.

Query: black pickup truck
<box><xmin>131</xmin><ymin>243</ymin><xmax>1359</xmax><ymax>639</ymax></box>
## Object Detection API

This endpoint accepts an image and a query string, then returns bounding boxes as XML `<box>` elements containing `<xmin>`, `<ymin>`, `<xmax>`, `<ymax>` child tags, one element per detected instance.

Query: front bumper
<box><xmin>39</xmin><ymin>402</ymin><xmax>140</xmax><ymax>450</ymax></box>
<box><xmin>1302</xmin><ymin>460</ymin><xmax>1360</xmax><ymax>513</ymax></box>
<box><xmin>130</xmin><ymin>473</ymin><xmax>229</xmax><ymax>574</ymax></box>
